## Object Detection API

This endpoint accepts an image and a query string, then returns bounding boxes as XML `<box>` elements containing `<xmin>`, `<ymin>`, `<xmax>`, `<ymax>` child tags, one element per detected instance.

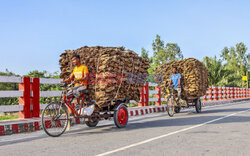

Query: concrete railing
<box><xmin>0</xmin><ymin>76</ymin><xmax>250</xmax><ymax>119</ymax></box>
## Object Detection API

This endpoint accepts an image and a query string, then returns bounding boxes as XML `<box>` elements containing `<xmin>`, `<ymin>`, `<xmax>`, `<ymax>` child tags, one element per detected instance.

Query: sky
<box><xmin>0</xmin><ymin>0</ymin><xmax>249</xmax><ymax>75</ymax></box>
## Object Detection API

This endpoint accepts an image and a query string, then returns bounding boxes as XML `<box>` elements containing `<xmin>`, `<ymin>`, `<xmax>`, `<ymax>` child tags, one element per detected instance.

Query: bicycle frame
<box><xmin>166</xmin><ymin>87</ymin><xmax>174</xmax><ymax>100</ymax></box>
<box><xmin>61</xmin><ymin>91</ymin><xmax>86</xmax><ymax>117</ymax></box>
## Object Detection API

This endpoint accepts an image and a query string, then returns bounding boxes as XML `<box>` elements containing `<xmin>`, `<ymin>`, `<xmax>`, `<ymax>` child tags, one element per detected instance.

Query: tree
<box><xmin>152</xmin><ymin>34</ymin><xmax>183</xmax><ymax>66</ymax></box>
<box><xmin>24</xmin><ymin>70</ymin><xmax>60</xmax><ymax>79</ymax></box>
<box><xmin>141</xmin><ymin>48</ymin><xmax>149</xmax><ymax>59</ymax></box>
<box><xmin>142</xmin><ymin>34</ymin><xmax>184</xmax><ymax>82</ymax></box>
<box><xmin>202</xmin><ymin>56</ymin><xmax>232</xmax><ymax>86</ymax></box>
<box><xmin>221</xmin><ymin>42</ymin><xmax>249</xmax><ymax>87</ymax></box>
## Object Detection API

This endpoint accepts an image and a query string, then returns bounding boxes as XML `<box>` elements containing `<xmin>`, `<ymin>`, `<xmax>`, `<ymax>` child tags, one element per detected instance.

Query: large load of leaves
<box><xmin>154</xmin><ymin>58</ymin><xmax>209</xmax><ymax>99</ymax></box>
<box><xmin>59</xmin><ymin>46</ymin><xmax>150</xmax><ymax>107</ymax></box>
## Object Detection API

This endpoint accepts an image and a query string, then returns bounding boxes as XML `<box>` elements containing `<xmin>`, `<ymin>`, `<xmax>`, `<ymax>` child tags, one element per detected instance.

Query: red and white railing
<box><xmin>0</xmin><ymin>76</ymin><xmax>249</xmax><ymax>119</ymax></box>
<box><xmin>202</xmin><ymin>86</ymin><xmax>249</xmax><ymax>101</ymax></box>
<box><xmin>0</xmin><ymin>76</ymin><xmax>61</xmax><ymax>118</ymax></box>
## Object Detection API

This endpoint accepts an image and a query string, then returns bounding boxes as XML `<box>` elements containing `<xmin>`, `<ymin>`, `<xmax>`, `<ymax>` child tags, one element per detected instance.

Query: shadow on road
<box><xmin>201</xmin><ymin>108</ymin><xmax>247</xmax><ymax>114</ymax></box>
<box><xmin>65</xmin><ymin>107</ymin><xmax>250</xmax><ymax>137</ymax></box>
<box><xmin>1</xmin><ymin>106</ymin><xmax>249</xmax><ymax>146</ymax></box>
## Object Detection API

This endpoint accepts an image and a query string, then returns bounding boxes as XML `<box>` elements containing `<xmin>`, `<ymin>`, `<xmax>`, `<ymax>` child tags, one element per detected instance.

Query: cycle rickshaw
<box><xmin>42</xmin><ymin>82</ymin><xmax>129</xmax><ymax>137</ymax></box>
<box><xmin>165</xmin><ymin>85</ymin><xmax>202</xmax><ymax>117</ymax></box>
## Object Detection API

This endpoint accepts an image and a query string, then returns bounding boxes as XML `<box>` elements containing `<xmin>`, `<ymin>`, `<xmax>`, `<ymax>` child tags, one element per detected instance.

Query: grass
<box><xmin>0</xmin><ymin>116</ymin><xmax>19</xmax><ymax>120</ymax></box>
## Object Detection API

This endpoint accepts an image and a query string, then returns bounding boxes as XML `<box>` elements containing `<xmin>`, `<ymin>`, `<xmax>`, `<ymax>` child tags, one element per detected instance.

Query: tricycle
<box><xmin>165</xmin><ymin>85</ymin><xmax>202</xmax><ymax>117</ymax></box>
<box><xmin>41</xmin><ymin>82</ymin><xmax>129</xmax><ymax>137</ymax></box>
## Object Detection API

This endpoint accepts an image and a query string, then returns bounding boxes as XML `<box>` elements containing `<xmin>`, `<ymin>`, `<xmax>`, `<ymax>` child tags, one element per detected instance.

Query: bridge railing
<box><xmin>0</xmin><ymin>76</ymin><xmax>249</xmax><ymax>119</ymax></box>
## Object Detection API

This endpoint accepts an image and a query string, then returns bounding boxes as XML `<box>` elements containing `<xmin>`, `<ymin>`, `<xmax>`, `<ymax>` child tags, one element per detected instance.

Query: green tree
<box><xmin>202</xmin><ymin>56</ymin><xmax>232</xmax><ymax>86</ymax></box>
<box><xmin>221</xmin><ymin>42</ymin><xmax>249</xmax><ymax>87</ymax></box>
<box><xmin>24</xmin><ymin>70</ymin><xmax>60</xmax><ymax>79</ymax></box>
<box><xmin>152</xmin><ymin>34</ymin><xmax>183</xmax><ymax>66</ymax></box>
<box><xmin>141</xmin><ymin>47</ymin><xmax>149</xmax><ymax>59</ymax></box>
<box><xmin>147</xmin><ymin>35</ymin><xmax>183</xmax><ymax>77</ymax></box>
<box><xmin>141</xmin><ymin>34</ymin><xmax>184</xmax><ymax>82</ymax></box>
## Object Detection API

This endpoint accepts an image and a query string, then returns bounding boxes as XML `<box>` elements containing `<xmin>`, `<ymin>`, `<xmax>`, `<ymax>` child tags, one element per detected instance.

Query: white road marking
<box><xmin>96</xmin><ymin>108</ymin><xmax>250</xmax><ymax>156</ymax></box>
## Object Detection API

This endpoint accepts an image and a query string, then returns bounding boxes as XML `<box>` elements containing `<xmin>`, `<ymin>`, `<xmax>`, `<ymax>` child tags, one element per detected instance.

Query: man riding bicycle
<box><xmin>62</xmin><ymin>54</ymin><xmax>94</xmax><ymax>116</ymax></box>
<box><xmin>169</xmin><ymin>66</ymin><xmax>182</xmax><ymax>101</ymax></box>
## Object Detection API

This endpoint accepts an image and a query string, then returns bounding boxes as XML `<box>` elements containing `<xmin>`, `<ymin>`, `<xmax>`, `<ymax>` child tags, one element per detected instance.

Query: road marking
<box><xmin>96</xmin><ymin>108</ymin><xmax>250</xmax><ymax>156</ymax></box>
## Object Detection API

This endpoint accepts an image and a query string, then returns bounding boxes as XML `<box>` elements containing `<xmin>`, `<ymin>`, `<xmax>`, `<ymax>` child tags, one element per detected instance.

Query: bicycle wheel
<box><xmin>42</xmin><ymin>102</ymin><xmax>69</xmax><ymax>137</ymax></box>
<box><xmin>167</xmin><ymin>97</ymin><xmax>175</xmax><ymax>117</ymax></box>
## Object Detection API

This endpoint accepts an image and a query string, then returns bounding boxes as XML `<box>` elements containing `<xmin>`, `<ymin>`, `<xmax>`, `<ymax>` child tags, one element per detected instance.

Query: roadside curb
<box><xmin>0</xmin><ymin>98</ymin><xmax>249</xmax><ymax>136</ymax></box>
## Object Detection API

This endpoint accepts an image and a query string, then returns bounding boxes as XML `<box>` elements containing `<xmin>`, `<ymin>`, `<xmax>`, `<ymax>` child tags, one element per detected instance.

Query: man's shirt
<box><xmin>170</xmin><ymin>73</ymin><xmax>181</xmax><ymax>88</ymax></box>
<box><xmin>72</xmin><ymin>65</ymin><xmax>89</xmax><ymax>87</ymax></box>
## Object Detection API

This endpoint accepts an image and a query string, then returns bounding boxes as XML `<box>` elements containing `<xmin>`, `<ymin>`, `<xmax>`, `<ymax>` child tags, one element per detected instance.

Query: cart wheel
<box><xmin>85</xmin><ymin>120</ymin><xmax>99</xmax><ymax>127</ymax></box>
<box><xmin>195</xmin><ymin>98</ymin><xmax>202</xmax><ymax>113</ymax></box>
<box><xmin>85</xmin><ymin>112</ymin><xmax>99</xmax><ymax>127</ymax></box>
<box><xmin>167</xmin><ymin>97</ymin><xmax>175</xmax><ymax>117</ymax></box>
<box><xmin>114</xmin><ymin>103</ymin><xmax>128</xmax><ymax>128</ymax></box>
<box><xmin>174</xmin><ymin>107</ymin><xmax>181</xmax><ymax>113</ymax></box>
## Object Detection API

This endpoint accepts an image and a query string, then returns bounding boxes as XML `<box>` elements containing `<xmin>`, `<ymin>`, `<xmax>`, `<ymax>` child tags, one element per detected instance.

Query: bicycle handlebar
<box><xmin>59</xmin><ymin>81</ymin><xmax>74</xmax><ymax>88</ymax></box>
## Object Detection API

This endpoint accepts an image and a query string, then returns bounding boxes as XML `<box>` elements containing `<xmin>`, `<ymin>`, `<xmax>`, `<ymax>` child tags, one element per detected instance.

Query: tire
<box><xmin>85</xmin><ymin>114</ymin><xmax>99</xmax><ymax>127</ymax></box>
<box><xmin>114</xmin><ymin>103</ymin><xmax>129</xmax><ymax>128</ymax></box>
<box><xmin>42</xmin><ymin>102</ymin><xmax>69</xmax><ymax>137</ymax></box>
<box><xmin>195</xmin><ymin>98</ymin><xmax>202</xmax><ymax>113</ymax></box>
<box><xmin>85</xmin><ymin>121</ymin><xmax>99</xmax><ymax>127</ymax></box>
<box><xmin>167</xmin><ymin>97</ymin><xmax>175</xmax><ymax>117</ymax></box>
<box><xmin>174</xmin><ymin>107</ymin><xmax>181</xmax><ymax>113</ymax></box>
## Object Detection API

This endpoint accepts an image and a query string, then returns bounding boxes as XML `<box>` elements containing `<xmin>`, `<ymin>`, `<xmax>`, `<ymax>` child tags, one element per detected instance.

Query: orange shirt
<box><xmin>72</xmin><ymin>65</ymin><xmax>89</xmax><ymax>87</ymax></box>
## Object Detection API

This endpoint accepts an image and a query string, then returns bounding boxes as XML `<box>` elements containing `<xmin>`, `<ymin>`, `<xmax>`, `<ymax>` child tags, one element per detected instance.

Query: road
<box><xmin>0</xmin><ymin>101</ymin><xmax>250</xmax><ymax>156</ymax></box>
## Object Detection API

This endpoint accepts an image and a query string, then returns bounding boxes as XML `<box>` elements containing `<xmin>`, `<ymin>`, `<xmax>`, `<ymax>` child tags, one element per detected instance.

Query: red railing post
<box><xmin>239</xmin><ymin>88</ymin><xmax>241</xmax><ymax>98</ymax></box>
<box><xmin>241</xmin><ymin>88</ymin><xmax>243</xmax><ymax>98</ymax></box>
<box><xmin>19</xmin><ymin>77</ymin><xmax>31</xmax><ymax>118</ymax></box>
<box><xmin>218</xmin><ymin>87</ymin><xmax>222</xmax><ymax>100</ymax></box>
<box><xmin>203</xmin><ymin>90</ymin><xmax>207</xmax><ymax>101</ymax></box>
<box><xmin>213</xmin><ymin>86</ymin><xmax>218</xmax><ymax>101</ymax></box>
<box><xmin>222</xmin><ymin>87</ymin><xmax>226</xmax><ymax>100</ymax></box>
<box><xmin>226</xmin><ymin>87</ymin><xmax>230</xmax><ymax>99</ymax></box>
<box><xmin>208</xmin><ymin>87</ymin><xmax>213</xmax><ymax>101</ymax></box>
<box><xmin>231</xmin><ymin>87</ymin><xmax>234</xmax><ymax>99</ymax></box>
<box><xmin>236</xmin><ymin>87</ymin><xmax>239</xmax><ymax>98</ymax></box>
<box><xmin>145</xmin><ymin>82</ymin><xmax>149</xmax><ymax>106</ymax></box>
<box><xmin>238</xmin><ymin>88</ymin><xmax>240</xmax><ymax>98</ymax></box>
<box><xmin>32</xmin><ymin>78</ymin><xmax>40</xmax><ymax>117</ymax></box>
<box><xmin>240</xmin><ymin>88</ymin><xmax>242</xmax><ymax>98</ymax></box>
<box><xmin>236</xmin><ymin>87</ymin><xmax>238</xmax><ymax>98</ymax></box>
<box><xmin>138</xmin><ymin>86</ymin><xmax>145</xmax><ymax>107</ymax></box>
<box><xmin>155</xmin><ymin>86</ymin><xmax>161</xmax><ymax>105</ymax></box>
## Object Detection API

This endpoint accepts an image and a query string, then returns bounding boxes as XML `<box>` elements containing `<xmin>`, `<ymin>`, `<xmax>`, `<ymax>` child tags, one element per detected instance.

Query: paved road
<box><xmin>0</xmin><ymin>101</ymin><xmax>250</xmax><ymax>156</ymax></box>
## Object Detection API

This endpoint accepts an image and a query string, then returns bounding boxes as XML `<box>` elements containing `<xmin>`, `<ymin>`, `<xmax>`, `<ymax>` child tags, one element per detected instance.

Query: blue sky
<box><xmin>0</xmin><ymin>0</ymin><xmax>249</xmax><ymax>75</ymax></box>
